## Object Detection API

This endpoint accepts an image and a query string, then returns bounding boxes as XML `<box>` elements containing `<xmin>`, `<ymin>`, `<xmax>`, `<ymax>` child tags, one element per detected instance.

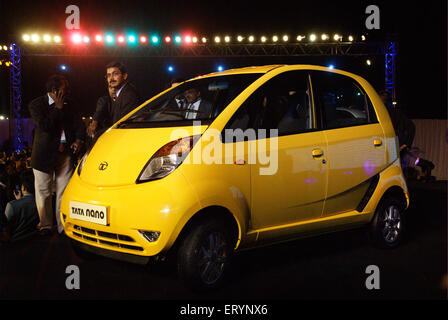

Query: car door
<box><xmin>240</xmin><ymin>70</ymin><xmax>328</xmax><ymax>236</ymax></box>
<box><xmin>310</xmin><ymin>70</ymin><xmax>387</xmax><ymax>217</ymax></box>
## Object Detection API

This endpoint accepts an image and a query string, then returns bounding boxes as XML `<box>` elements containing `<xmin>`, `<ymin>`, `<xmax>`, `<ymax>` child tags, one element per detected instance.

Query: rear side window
<box><xmin>223</xmin><ymin>70</ymin><xmax>313</xmax><ymax>142</ymax></box>
<box><xmin>311</xmin><ymin>71</ymin><xmax>378</xmax><ymax>130</ymax></box>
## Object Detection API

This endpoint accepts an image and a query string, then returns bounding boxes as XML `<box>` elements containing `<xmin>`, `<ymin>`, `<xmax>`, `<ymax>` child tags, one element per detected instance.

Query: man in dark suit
<box><xmin>87</xmin><ymin>61</ymin><xmax>141</xmax><ymax>137</ymax></box>
<box><xmin>28</xmin><ymin>74</ymin><xmax>85</xmax><ymax>235</ymax></box>
<box><xmin>1</xmin><ymin>171</ymin><xmax>39</xmax><ymax>242</ymax></box>
<box><xmin>183</xmin><ymin>87</ymin><xmax>212</xmax><ymax>119</ymax></box>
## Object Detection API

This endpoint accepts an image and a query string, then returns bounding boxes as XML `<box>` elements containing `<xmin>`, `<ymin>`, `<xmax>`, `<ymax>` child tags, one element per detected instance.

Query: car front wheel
<box><xmin>177</xmin><ymin>218</ymin><xmax>234</xmax><ymax>290</ymax></box>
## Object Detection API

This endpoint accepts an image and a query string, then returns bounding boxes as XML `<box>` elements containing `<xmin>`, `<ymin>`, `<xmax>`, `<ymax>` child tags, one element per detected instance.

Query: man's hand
<box><xmin>13</xmin><ymin>189</ymin><xmax>22</xmax><ymax>200</ymax></box>
<box><xmin>70</xmin><ymin>139</ymin><xmax>83</xmax><ymax>154</ymax></box>
<box><xmin>87</xmin><ymin>120</ymin><xmax>98</xmax><ymax>138</ymax></box>
<box><xmin>54</xmin><ymin>89</ymin><xmax>66</xmax><ymax>110</ymax></box>
<box><xmin>400</xmin><ymin>144</ymin><xmax>408</xmax><ymax>151</ymax></box>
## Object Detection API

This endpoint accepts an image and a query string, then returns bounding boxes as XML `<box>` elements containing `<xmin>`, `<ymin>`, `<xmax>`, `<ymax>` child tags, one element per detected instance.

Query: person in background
<box><xmin>28</xmin><ymin>74</ymin><xmax>85</xmax><ymax>235</ymax></box>
<box><xmin>1</xmin><ymin>172</ymin><xmax>39</xmax><ymax>242</ymax></box>
<box><xmin>87</xmin><ymin>61</ymin><xmax>141</xmax><ymax>137</ymax></box>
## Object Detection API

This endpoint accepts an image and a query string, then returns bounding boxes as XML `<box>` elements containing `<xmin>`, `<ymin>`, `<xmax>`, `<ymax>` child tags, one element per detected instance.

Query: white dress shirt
<box><xmin>185</xmin><ymin>99</ymin><xmax>201</xmax><ymax>119</ymax></box>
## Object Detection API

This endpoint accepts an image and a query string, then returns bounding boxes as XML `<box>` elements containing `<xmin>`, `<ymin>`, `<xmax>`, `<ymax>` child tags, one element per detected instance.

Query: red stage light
<box><xmin>184</xmin><ymin>35</ymin><xmax>192</xmax><ymax>43</ymax></box>
<box><xmin>71</xmin><ymin>33</ymin><xmax>82</xmax><ymax>44</ymax></box>
<box><xmin>140</xmin><ymin>36</ymin><xmax>147</xmax><ymax>43</ymax></box>
<box><xmin>95</xmin><ymin>34</ymin><xmax>103</xmax><ymax>42</ymax></box>
<box><xmin>117</xmin><ymin>35</ymin><xmax>125</xmax><ymax>43</ymax></box>
<box><xmin>165</xmin><ymin>36</ymin><xmax>171</xmax><ymax>43</ymax></box>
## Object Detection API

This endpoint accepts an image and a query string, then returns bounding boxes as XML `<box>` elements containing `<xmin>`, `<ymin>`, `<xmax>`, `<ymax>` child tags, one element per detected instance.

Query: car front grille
<box><xmin>72</xmin><ymin>225</ymin><xmax>143</xmax><ymax>252</ymax></box>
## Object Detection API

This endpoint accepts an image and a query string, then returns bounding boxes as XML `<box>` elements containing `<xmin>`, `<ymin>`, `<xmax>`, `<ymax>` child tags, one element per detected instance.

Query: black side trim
<box><xmin>356</xmin><ymin>174</ymin><xmax>380</xmax><ymax>212</ymax></box>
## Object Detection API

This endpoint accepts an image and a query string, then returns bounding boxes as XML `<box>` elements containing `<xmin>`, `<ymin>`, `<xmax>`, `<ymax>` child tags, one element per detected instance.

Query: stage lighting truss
<box><xmin>19</xmin><ymin>32</ymin><xmax>368</xmax><ymax>47</ymax></box>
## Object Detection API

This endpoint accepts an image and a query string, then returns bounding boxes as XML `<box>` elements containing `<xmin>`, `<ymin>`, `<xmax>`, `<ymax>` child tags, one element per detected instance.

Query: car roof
<box><xmin>192</xmin><ymin>64</ymin><xmax>360</xmax><ymax>80</ymax></box>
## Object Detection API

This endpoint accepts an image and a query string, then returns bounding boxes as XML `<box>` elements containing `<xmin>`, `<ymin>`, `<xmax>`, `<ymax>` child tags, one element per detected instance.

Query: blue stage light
<box><xmin>328</xmin><ymin>64</ymin><xmax>334</xmax><ymax>69</ymax></box>
<box><xmin>168</xmin><ymin>65</ymin><xmax>174</xmax><ymax>72</ymax></box>
<box><xmin>151</xmin><ymin>36</ymin><xmax>159</xmax><ymax>44</ymax></box>
<box><xmin>60</xmin><ymin>64</ymin><xmax>67</xmax><ymax>71</ymax></box>
<box><xmin>217</xmin><ymin>65</ymin><xmax>224</xmax><ymax>72</ymax></box>
<box><xmin>174</xmin><ymin>36</ymin><xmax>182</xmax><ymax>44</ymax></box>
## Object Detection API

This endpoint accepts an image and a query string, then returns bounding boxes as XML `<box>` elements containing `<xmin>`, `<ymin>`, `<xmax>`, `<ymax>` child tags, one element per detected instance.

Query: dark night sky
<box><xmin>0</xmin><ymin>0</ymin><xmax>446</xmax><ymax>119</ymax></box>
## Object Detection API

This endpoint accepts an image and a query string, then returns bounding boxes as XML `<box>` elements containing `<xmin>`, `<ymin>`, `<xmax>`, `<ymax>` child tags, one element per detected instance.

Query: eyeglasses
<box><xmin>105</xmin><ymin>71</ymin><xmax>122</xmax><ymax>79</ymax></box>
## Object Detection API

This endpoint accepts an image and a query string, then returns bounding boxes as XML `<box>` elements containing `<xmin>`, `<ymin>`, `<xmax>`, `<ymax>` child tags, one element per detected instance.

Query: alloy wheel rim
<box><xmin>381</xmin><ymin>205</ymin><xmax>401</xmax><ymax>244</ymax></box>
<box><xmin>197</xmin><ymin>232</ymin><xmax>228</xmax><ymax>285</ymax></box>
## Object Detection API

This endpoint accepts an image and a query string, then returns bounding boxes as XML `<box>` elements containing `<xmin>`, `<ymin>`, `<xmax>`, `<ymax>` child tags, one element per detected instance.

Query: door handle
<box><xmin>312</xmin><ymin>149</ymin><xmax>324</xmax><ymax>158</ymax></box>
<box><xmin>374</xmin><ymin>139</ymin><xmax>383</xmax><ymax>147</ymax></box>
<box><xmin>234</xmin><ymin>159</ymin><xmax>246</xmax><ymax>165</ymax></box>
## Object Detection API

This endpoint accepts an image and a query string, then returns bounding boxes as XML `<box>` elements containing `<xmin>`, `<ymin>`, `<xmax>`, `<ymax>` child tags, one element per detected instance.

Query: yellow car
<box><xmin>61</xmin><ymin>65</ymin><xmax>409</xmax><ymax>289</ymax></box>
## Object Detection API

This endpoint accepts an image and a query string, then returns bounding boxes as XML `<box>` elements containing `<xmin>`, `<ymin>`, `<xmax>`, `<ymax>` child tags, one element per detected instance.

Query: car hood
<box><xmin>79</xmin><ymin>125</ymin><xmax>208</xmax><ymax>187</ymax></box>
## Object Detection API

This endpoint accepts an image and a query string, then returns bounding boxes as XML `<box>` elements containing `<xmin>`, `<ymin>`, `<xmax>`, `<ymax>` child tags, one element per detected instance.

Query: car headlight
<box><xmin>77</xmin><ymin>152</ymin><xmax>89</xmax><ymax>176</ymax></box>
<box><xmin>137</xmin><ymin>135</ymin><xmax>201</xmax><ymax>183</ymax></box>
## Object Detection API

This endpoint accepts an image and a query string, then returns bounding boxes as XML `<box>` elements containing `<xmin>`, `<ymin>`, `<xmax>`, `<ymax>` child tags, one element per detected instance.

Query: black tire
<box><xmin>369</xmin><ymin>195</ymin><xmax>406</xmax><ymax>248</ymax></box>
<box><xmin>177</xmin><ymin>218</ymin><xmax>235</xmax><ymax>290</ymax></box>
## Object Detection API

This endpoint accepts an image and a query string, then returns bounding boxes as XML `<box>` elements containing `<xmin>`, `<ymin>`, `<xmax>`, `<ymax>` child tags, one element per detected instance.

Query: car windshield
<box><xmin>117</xmin><ymin>73</ymin><xmax>262</xmax><ymax>128</ymax></box>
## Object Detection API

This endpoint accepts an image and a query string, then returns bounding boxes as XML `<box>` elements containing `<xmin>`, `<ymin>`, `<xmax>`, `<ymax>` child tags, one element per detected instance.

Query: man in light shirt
<box><xmin>183</xmin><ymin>87</ymin><xmax>212</xmax><ymax>120</ymax></box>
<box><xmin>28</xmin><ymin>75</ymin><xmax>85</xmax><ymax>235</ymax></box>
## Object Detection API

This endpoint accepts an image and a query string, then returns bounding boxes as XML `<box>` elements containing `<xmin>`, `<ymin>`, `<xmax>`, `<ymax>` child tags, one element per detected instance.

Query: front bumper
<box><xmin>61</xmin><ymin>169</ymin><xmax>200</xmax><ymax>258</ymax></box>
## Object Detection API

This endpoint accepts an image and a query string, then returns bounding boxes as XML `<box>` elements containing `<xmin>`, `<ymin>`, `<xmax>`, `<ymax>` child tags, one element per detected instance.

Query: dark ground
<box><xmin>0</xmin><ymin>180</ymin><xmax>446</xmax><ymax>303</ymax></box>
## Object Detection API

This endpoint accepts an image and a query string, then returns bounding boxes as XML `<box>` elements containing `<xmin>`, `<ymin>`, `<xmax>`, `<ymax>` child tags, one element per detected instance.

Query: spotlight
<box><xmin>366</xmin><ymin>59</ymin><xmax>372</xmax><ymax>66</ymax></box>
<box><xmin>334</xmin><ymin>34</ymin><xmax>340</xmax><ymax>41</ymax></box>
<box><xmin>248</xmin><ymin>35</ymin><xmax>255</xmax><ymax>42</ymax></box>
<box><xmin>328</xmin><ymin>64</ymin><xmax>334</xmax><ymax>70</ymax></box>
<box><xmin>174</xmin><ymin>36</ymin><xmax>182</xmax><ymax>43</ymax></box>
<box><xmin>217</xmin><ymin>65</ymin><xmax>224</xmax><ymax>72</ymax></box>
<box><xmin>214</xmin><ymin>36</ymin><xmax>221</xmax><ymax>43</ymax></box>
<box><xmin>321</xmin><ymin>34</ymin><xmax>328</xmax><ymax>40</ymax></box>
<box><xmin>261</xmin><ymin>36</ymin><xmax>267</xmax><ymax>43</ymax></box>
<box><xmin>237</xmin><ymin>35</ymin><xmax>243</xmax><ymax>42</ymax></box>
<box><xmin>117</xmin><ymin>35</ymin><xmax>125</xmax><ymax>43</ymax></box>
<box><xmin>105</xmin><ymin>35</ymin><xmax>114</xmax><ymax>43</ymax></box>
<box><xmin>348</xmin><ymin>35</ymin><xmax>354</xmax><ymax>42</ymax></box>
<box><xmin>184</xmin><ymin>35</ymin><xmax>192</xmax><ymax>43</ymax></box>
<box><xmin>83</xmin><ymin>36</ymin><xmax>90</xmax><ymax>43</ymax></box>
<box><xmin>53</xmin><ymin>35</ymin><xmax>61</xmax><ymax>43</ymax></box>
<box><xmin>168</xmin><ymin>65</ymin><xmax>174</xmax><ymax>72</ymax></box>
<box><xmin>140</xmin><ymin>36</ymin><xmax>147</xmax><ymax>43</ymax></box>
<box><xmin>201</xmin><ymin>37</ymin><xmax>207</xmax><ymax>43</ymax></box>
<box><xmin>272</xmin><ymin>35</ymin><xmax>278</xmax><ymax>42</ymax></box>
<box><xmin>297</xmin><ymin>35</ymin><xmax>304</xmax><ymax>41</ymax></box>
<box><xmin>128</xmin><ymin>35</ymin><xmax>136</xmax><ymax>43</ymax></box>
<box><xmin>164</xmin><ymin>36</ymin><xmax>171</xmax><ymax>43</ymax></box>
<box><xmin>2</xmin><ymin>45</ymin><xmax>6</xmax><ymax>50</ymax></box>
<box><xmin>95</xmin><ymin>34</ymin><xmax>103</xmax><ymax>42</ymax></box>
<box><xmin>43</xmin><ymin>34</ymin><xmax>51</xmax><ymax>42</ymax></box>
<box><xmin>23</xmin><ymin>34</ymin><xmax>30</xmax><ymax>41</ymax></box>
<box><xmin>309</xmin><ymin>34</ymin><xmax>316</xmax><ymax>42</ymax></box>
<box><xmin>151</xmin><ymin>36</ymin><xmax>159</xmax><ymax>44</ymax></box>
<box><xmin>282</xmin><ymin>35</ymin><xmax>289</xmax><ymax>41</ymax></box>
<box><xmin>71</xmin><ymin>33</ymin><xmax>82</xmax><ymax>44</ymax></box>
<box><xmin>361</xmin><ymin>35</ymin><xmax>366</xmax><ymax>41</ymax></box>
<box><xmin>224</xmin><ymin>36</ymin><xmax>230</xmax><ymax>43</ymax></box>
<box><xmin>192</xmin><ymin>36</ymin><xmax>198</xmax><ymax>43</ymax></box>
<box><xmin>31</xmin><ymin>34</ymin><xmax>40</xmax><ymax>43</ymax></box>
<box><xmin>60</xmin><ymin>64</ymin><xmax>67</xmax><ymax>71</ymax></box>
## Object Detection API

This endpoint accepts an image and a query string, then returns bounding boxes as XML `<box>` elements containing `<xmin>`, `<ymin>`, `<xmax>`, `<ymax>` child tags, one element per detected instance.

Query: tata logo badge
<box><xmin>99</xmin><ymin>161</ymin><xmax>108</xmax><ymax>171</ymax></box>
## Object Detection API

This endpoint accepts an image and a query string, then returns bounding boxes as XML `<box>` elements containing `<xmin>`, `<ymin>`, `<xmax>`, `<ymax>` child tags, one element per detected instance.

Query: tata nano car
<box><xmin>61</xmin><ymin>65</ymin><xmax>409</xmax><ymax>289</ymax></box>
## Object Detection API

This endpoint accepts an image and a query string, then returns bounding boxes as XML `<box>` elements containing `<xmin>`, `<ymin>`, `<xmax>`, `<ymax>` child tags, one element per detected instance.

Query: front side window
<box><xmin>311</xmin><ymin>71</ymin><xmax>378</xmax><ymax>129</ymax></box>
<box><xmin>118</xmin><ymin>74</ymin><xmax>262</xmax><ymax>128</ymax></box>
<box><xmin>223</xmin><ymin>70</ymin><xmax>313</xmax><ymax>142</ymax></box>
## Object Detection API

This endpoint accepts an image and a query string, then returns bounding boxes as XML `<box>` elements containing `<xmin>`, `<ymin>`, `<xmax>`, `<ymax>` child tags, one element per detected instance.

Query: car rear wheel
<box><xmin>177</xmin><ymin>218</ymin><xmax>234</xmax><ymax>290</ymax></box>
<box><xmin>369</xmin><ymin>195</ymin><xmax>405</xmax><ymax>248</ymax></box>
